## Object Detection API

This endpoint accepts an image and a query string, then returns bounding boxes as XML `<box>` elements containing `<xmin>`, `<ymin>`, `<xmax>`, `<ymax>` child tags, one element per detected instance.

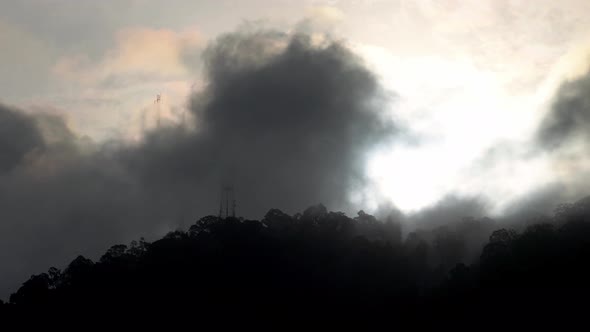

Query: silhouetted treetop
<box><xmin>6</xmin><ymin>201</ymin><xmax>590</xmax><ymax>324</ymax></box>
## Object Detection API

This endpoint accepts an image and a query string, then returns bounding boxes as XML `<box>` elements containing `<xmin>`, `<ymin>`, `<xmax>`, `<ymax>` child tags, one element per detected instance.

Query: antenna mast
<box><xmin>218</xmin><ymin>185</ymin><xmax>237</xmax><ymax>219</ymax></box>
<box><xmin>154</xmin><ymin>93</ymin><xmax>161</xmax><ymax>128</ymax></box>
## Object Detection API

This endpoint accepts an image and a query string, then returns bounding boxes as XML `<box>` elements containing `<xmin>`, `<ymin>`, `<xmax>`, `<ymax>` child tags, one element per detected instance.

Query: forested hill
<box><xmin>3</xmin><ymin>200</ymin><xmax>590</xmax><ymax>323</ymax></box>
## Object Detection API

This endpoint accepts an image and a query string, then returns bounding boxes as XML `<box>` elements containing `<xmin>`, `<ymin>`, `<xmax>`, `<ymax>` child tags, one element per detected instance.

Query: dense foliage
<box><xmin>4</xmin><ymin>199</ymin><xmax>590</xmax><ymax>322</ymax></box>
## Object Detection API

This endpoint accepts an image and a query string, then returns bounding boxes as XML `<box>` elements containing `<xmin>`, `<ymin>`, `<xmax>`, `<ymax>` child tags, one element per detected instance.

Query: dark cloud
<box><xmin>537</xmin><ymin>70</ymin><xmax>590</xmax><ymax>149</ymax></box>
<box><xmin>529</xmin><ymin>68</ymin><xmax>590</xmax><ymax>212</ymax></box>
<box><xmin>0</xmin><ymin>112</ymin><xmax>148</xmax><ymax>301</ymax></box>
<box><xmin>0</xmin><ymin>105</ymin><xmax>44</xmax><ymax>172</ymax></box>
<box><xmin>0</xmin><ymin>30</ymin><xmax>395</xmax><ymax>298</ymax></box>
<box><xmin>406</xmin><ymin>195</ymin><xmax>488</xmax><ymax>231</ymax></box>
<box><xmin>130</xmin><ymin>31</ymin><xmax>395</xmax><ymax>217</ymax></box>
<box><xmin>499</xmin><ymin>184</ymin><xmax>565</xmax><ymax>227</ymax></box>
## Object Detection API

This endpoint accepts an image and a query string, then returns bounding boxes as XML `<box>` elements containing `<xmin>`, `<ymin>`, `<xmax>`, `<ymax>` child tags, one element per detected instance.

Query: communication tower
<box><xmin>218</xmin><ymin>185</ymin><xmax>236</xmax><ymax>219</ymax></box>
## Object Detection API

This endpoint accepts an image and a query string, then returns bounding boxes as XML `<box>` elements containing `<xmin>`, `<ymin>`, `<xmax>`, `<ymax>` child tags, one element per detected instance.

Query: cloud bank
<box><xmin>0</xmin><ymin>29</ymin><xmax>395</xmax><ymax>298</ymax></box>
<box><xmin>538</xmin><ymin>70</ymin><xmax>590</xmax><ymax>149</ymax></box>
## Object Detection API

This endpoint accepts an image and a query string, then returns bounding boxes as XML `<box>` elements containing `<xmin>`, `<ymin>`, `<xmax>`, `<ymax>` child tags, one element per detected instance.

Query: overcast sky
<box><xmin>1</xmin><ymin>0</ymin><xmax>590</xmax><ymax>298</ymax></box>
<box><xmin>3</xmin><ymin>0</ymin><xmax>590</xmax><ymax>211</ymax></box>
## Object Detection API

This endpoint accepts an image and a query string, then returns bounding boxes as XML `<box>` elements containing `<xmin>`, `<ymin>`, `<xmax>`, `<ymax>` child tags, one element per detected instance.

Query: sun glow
<box><xmin>357</xmin><ymin>44</ymin><xmax>555</xmax><ymax>213</ymax></box>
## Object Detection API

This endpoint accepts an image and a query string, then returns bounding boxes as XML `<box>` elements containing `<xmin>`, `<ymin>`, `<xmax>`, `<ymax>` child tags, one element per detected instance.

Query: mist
<box><xmin>0</xmin><ymin>28</ymin><xmax>397</xmax><ymax>298</ymax></box>
<box><xmin>1</xmin><ymin>22</ymin><xmax>590</xmax><ymax>304</ymax></box>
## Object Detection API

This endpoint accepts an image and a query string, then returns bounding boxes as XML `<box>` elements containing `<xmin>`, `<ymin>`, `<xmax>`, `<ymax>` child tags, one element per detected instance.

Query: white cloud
<box><xmin>46</xmin><ymin>26</ymin><xmax>204</xmax><ymax>140</ymax></box>
<box><xmin>52</xmin><ymin>26</ymin><xmax>203</xmax><ymax>84</ymax></box>
<box><xmin>351</xmin><ymin>0</ymin><xmax>590</xmax><ymax>213</ymax></box>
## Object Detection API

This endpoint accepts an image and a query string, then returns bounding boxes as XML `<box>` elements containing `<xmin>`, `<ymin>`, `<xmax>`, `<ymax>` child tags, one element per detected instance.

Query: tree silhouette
<box><xmin>6</xmin><ymin>198</ymin><xmax>590</xmax><ymax>324</ymax></box>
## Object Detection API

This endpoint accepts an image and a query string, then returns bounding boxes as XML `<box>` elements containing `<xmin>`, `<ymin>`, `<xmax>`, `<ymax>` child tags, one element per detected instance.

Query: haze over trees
<box><xmin>4</xmin><ymin>197</ymin><xmax>590</xmax><ymax>324</ymax></box>
<box><xmin>1</xmin><ymin>8</ymin><xmax>590</xmax><ymax>326</ymax></box>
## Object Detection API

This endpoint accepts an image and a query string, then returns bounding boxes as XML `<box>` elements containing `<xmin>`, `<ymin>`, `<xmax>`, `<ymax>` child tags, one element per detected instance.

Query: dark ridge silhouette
<box><xmin>4</xmin><ymin>198</ymin><xmax>590</xmax><ymax>325</ymax></box>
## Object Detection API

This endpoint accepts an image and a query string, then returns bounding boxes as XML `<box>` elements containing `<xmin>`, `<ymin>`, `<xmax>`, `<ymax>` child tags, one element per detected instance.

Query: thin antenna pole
<box><xmin>218</xmin><ymin>185</ymin><xmax>237</xmax><ymax>219</ymax></box>
<box><xmin>155</xmin><ymin>93</ymin><xmax>161</xmax><ymax>128</ymax></box>
<box><xmin>225</xmin><ymin>187</ymin><xmax>229</xmax><ymax>218</ymax></box>
<box><xmin>218</xmin><ymin>190</ymin><xmax>223</xmax><ymax>219</ymax></box>
<box><xmin>231</xmin><ymin>187</ymin><xmax>236</xmax><ymax>218</ymax></box>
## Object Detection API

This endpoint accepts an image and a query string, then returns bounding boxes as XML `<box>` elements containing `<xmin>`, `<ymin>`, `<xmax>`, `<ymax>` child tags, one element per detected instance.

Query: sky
<box><xmin>1</xmin><ymin>0</ymin><xmax>590</xmax><ymax>298</ymax></box>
